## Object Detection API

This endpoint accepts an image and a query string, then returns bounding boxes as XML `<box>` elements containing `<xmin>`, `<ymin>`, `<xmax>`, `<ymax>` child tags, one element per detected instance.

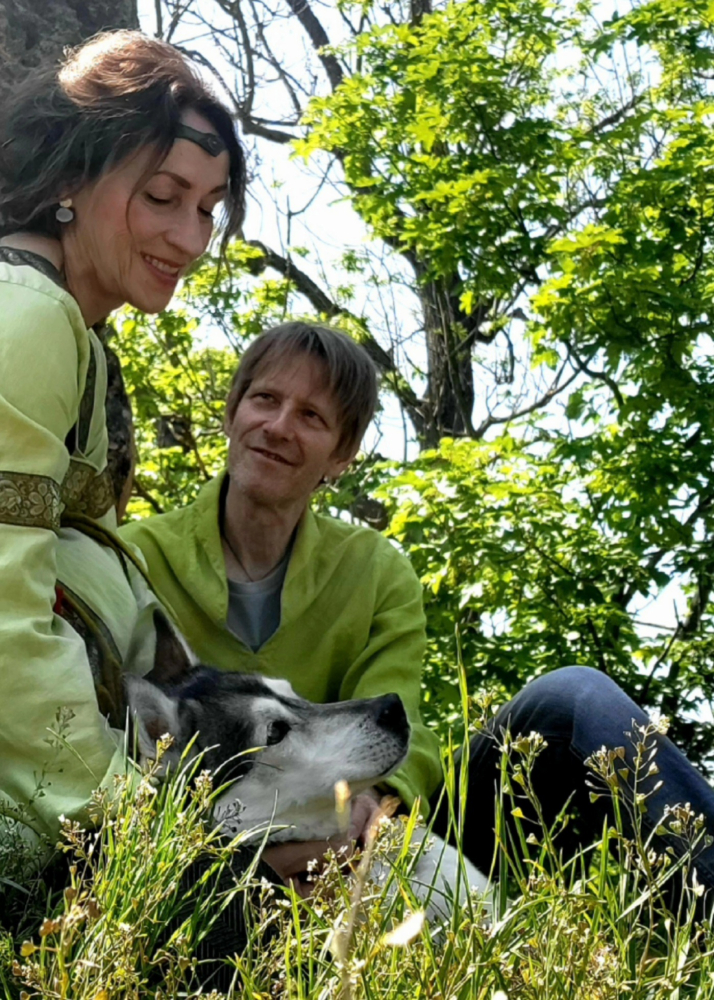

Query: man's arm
<box><xmin>263</xmin><ymin>542</ymin><xmax>442</xmax><ymax>891</ymax></box>
<box><xmin>336</xmin><ymin>542</ymin><xmax>443</xmax><ymax>813</ymax></box>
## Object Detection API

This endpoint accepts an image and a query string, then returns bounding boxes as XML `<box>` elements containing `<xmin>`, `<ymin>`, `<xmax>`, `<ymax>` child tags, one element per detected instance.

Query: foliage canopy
<box><xmin>112</xmin><ymin>0</ymin><xmax>714</xmax><ymax>762</ymax></box>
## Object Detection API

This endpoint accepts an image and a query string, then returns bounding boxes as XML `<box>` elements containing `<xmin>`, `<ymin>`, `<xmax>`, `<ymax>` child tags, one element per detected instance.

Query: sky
<box><xmin>136</xmin><ymin>0</ymin><xmax>421</xmax><ymax>461</ymax></box>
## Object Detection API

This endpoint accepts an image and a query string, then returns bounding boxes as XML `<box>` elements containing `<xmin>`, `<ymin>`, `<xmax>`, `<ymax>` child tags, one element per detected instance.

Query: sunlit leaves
<box><xmin>115</xmin><ymin>0</ymin><xmax>714</xmax><ymax>766</ymax></box>
<box><xmin>370</xmin><ymin>430</ymin><xmax>714</xmax><ymax>762</ymax></box>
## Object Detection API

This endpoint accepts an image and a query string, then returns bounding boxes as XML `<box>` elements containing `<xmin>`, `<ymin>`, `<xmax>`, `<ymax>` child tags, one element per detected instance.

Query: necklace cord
<box><xmin>220</xmin><ymin>510</ymin><xmax>258</xmax><ymax>582</ymax></box>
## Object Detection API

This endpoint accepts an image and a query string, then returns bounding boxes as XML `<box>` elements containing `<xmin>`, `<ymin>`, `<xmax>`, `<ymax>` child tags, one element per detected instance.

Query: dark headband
<box><xmin>175</xmin><ymin>123</ymin><xmax>227</xmax><ymax>157</ymax></box>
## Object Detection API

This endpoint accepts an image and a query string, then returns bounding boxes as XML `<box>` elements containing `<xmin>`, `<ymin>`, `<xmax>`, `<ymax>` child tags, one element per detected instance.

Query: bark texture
<box><xmin>0</xmin><ymin>0</ymin><xmax>138</xmax><ymax>102</ymax></box>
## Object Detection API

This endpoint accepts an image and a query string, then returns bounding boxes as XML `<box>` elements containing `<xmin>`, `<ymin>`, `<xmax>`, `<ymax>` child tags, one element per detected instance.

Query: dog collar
<box><xmin>175</xmin><ymin>123</ymin><xmax>227</xmax><ymax>157</ymax></box>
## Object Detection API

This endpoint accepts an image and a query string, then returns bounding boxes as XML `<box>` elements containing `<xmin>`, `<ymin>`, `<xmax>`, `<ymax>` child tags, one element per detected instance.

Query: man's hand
<box><xmin>349</xmin><ymin>788</ymin><xmax>385</xmax><ymax>841</ymax></box>
<box><xmin>262</xmin><ymin>789</ymin><xmax>386</xmax><ymax>897</ymax></box>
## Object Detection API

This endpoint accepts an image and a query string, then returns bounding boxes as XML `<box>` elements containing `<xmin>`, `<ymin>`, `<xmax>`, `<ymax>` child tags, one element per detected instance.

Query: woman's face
<box><xmin>62</xmin><ymin>109</ymin><xmax>230</xmax><ymax>324</ymax></box>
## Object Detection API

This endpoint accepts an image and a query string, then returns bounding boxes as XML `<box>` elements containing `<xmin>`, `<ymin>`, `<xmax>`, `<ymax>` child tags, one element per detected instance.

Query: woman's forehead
<box><xmin>97</xmin><ymin>116</ymin><xmax>228</xmax><ymax>196</ymax></box>
<box><xmin>157</xmin><ymin>126</ymin><xmax>229</xmax><ymax>192</ymax></box>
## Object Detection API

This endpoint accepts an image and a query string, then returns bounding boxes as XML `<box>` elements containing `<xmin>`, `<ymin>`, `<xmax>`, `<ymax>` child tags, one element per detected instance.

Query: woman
<box><xmin>0</xmin><ymin>30</ymin><xmax>246</xmax><ymax>849</ymax></box>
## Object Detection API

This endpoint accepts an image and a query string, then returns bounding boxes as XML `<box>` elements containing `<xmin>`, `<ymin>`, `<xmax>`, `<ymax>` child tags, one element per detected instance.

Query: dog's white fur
<box><xmin>127</xmin><ymin>670</ymin><xmax>492</xmax><ymax>922</ymax></box>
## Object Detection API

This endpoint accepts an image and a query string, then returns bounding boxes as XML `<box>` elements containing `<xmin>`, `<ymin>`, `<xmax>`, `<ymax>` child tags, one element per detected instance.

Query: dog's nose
<box><xmin>373</xmin><ymin>693</ymin><xmax>408</xmax><ymax>733</ymax></box>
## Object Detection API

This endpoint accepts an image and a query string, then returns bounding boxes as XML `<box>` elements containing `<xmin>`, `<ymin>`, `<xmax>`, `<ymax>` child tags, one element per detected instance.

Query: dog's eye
<box><xmin>266</xmin><ymin>719</ymin><xmax>291</xmax><ymax>745</ymax></box>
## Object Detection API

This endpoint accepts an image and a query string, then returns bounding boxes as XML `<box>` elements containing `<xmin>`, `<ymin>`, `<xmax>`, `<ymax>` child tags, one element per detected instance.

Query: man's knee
<box><xmin>525</xmin><ymin>665</ymin><xmax>620</xmax><ymax>704</ymax></box>
<box><xmin>498</xmin><ymin>666</ymin><xmax>628</xmax><ymax>740</ymax></box>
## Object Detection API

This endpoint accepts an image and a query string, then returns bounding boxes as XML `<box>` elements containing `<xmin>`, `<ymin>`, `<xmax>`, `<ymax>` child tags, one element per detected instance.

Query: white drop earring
<box><xmin>55</xmin><ymin>199</ymin><xmax>74</xmax><ymax>224</ymax></box>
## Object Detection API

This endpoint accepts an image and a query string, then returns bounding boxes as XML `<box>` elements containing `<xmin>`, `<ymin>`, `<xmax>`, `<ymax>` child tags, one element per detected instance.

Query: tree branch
<box><xmin>240</xmin><ymin>118</ymin><xmax>295</xmax><ymax>143</ymax></box>
<box><xmin>245</xmin><ymin>240</ymin><xmax>427</xmax><ymax>435</ymax></box>
<box><xmin>283</xmin><ymin>0</ymin><xmax>344</xmax><ymax>90</ymax></box>
<box><xmin>564</xmin><ymin>339</ymin><xmax>625</xmax><ymax>408</ymax></box>
<box><xmin>246</xmin><ymin>240</ymin><xmax>341</xmax><ymax>316</ymax></box>
<box><xmin>132</xmin><ymin>477</ymin><xmax>166</xmax><ymax>515</ymax></box>
<box><xmin>586</xmin><ymin>94</ymin><xmax>642</xmax><ymax>137</ymax></box>
<box><xmin>472</xmin><ymin>362</ymin><xmax>580</xmax><ymax>439</ymax></box>
<box><xmin>614</xmin><ymin>492</ymin><xmax>714</xmax><ymax>611</ymax></box>
<box><xmin>248</xmin><ymin>0</ymin><xmax>304</xmax><ymax>119</ymax></box>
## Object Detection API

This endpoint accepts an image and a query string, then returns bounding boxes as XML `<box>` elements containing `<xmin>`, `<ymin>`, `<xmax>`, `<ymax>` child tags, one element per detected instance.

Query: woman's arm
<box><xmin>0</xmin><ymin>278</ymin><xmax>126</xmax><ymax>846</ymax></box>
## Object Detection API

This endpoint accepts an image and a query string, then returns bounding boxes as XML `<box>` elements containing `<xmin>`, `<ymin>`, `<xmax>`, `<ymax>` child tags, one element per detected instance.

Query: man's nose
<box><xmin>264</xmin><ymin>405</ymin><xmax>296</xmax><ymax>439</ymax></box>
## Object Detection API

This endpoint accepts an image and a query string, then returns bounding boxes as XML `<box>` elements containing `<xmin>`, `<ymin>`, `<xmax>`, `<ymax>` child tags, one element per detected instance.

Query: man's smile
<box><xmin>251</xmin><ymin>446</ymin><xmax>295</xmax><ymax>466</ymax></box>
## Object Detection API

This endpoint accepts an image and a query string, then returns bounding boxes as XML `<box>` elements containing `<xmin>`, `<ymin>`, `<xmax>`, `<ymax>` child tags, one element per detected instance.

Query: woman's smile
<box><xmin>141</xmin><ymin>252</ymin><xmax>183</xmax><ymax>287</ymax></box>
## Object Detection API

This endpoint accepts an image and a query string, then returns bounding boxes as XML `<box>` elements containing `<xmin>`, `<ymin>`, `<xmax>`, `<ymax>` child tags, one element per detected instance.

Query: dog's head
<box><xmin>125</xmin><ymin>611</ymin><xmax>411</xmax><ymax>839</ymax></box>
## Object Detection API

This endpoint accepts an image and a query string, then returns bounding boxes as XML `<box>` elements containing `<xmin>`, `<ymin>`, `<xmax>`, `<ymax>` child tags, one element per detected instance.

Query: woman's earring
<box><xmin>55</xmin><ymin>199</ymin><xmax>74</xmax><ymax>224</ymax></box>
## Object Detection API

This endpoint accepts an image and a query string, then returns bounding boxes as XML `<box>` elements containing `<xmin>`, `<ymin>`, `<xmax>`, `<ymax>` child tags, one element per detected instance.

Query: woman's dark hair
<box><xmin>226</xmin><ymin>322</ymin><xmax>379</xmax><ymax>457</ymax></box>
<box><xmin>0</xmin><ymin>31</ymin><xmax>246</xmax><ymax>250</ymax></box>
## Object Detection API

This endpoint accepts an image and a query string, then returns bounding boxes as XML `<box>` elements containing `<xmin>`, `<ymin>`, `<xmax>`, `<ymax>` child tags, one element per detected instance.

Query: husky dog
<box><xmin>125</xmin><ymin>613</ymin><xmax>491</xmax><ymax>922</ymax></box>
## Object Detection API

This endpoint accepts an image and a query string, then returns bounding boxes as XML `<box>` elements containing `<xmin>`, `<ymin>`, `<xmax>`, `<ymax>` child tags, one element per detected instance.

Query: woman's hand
<box><xmin>262</xmin><ymin>789</ymin><xmax>386</xmax><ymax>897</ymax></box>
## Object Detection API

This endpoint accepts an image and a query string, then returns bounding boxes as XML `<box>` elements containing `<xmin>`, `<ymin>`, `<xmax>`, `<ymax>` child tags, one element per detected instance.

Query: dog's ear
<box><xmin>147</xmin><ymin>608</ymin><xmax>194</xmax><ymax>686</ymax></box>
<box><xmin>125</xmin><ymin>675</ymin><xmax>182</xmax><ymax>761</ymax></box>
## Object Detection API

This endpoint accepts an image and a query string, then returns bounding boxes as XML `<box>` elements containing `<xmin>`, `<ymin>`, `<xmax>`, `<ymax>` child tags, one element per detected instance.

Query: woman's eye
<box><xmin>146</xmin><ymin>193</ymin><xmax>213</xmax><ymax>221</ymax></box>
<box><xmin>266</xmin><ymin>720</ymin><xmax>291</xmax><ymax>746</ymax></box>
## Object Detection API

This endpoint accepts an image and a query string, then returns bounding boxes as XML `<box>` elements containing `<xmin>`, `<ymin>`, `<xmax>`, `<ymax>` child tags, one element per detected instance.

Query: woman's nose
<box><xmin>166</xmin><ymin>212</ymin><xmax>211</xmax><ymax>262</ymax></box>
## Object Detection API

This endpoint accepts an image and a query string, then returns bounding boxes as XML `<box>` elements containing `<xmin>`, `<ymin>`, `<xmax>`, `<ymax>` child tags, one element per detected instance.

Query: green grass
<box><xmin>3</xmin><ymin>715</ymin><xmax>714</xmax><ymax>999</ymax></box>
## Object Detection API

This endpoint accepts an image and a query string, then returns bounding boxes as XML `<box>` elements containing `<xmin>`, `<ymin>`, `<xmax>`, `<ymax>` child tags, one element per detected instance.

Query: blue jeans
<box><xmin>431</xmin><ymin>666</ymin><xmax>714</xmax><ymax>887</ymax></box>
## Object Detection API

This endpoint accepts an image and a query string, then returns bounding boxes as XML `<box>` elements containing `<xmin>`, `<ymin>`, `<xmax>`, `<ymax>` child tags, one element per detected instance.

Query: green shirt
<box><xmin>121</xmin><ymin>475</ymin><xmax>443</xmax><ymax>811</ymax></box>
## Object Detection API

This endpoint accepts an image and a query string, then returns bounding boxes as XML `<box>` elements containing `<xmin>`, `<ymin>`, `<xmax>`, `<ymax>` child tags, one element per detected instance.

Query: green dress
<box><xmin>0</xmin><ymin>249</ymin><xmax>159</xmax><ymax>846</ymax></box>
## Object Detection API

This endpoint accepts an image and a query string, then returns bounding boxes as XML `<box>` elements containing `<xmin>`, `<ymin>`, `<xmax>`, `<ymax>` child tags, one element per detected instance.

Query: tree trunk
<box><xmin>419</xmin><ymin>277</ymin><xmax>477</xmax><ymax>446</ymax></box>
<box><xmin>0</xmin><ymin>0</ymin><xmax>138</xmax><ymax>101</ymax></box>
<box><xmin>0</xmin><ymin>0</ymin><xmax>139</xmax><ymax>513</ymax></box>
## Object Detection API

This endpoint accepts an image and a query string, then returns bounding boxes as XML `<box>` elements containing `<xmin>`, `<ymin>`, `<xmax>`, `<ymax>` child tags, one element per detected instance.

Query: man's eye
<box><xmin>266</xmin><ymin>720</ymin><xmax>291</xmax><ymax>745</ymax></box>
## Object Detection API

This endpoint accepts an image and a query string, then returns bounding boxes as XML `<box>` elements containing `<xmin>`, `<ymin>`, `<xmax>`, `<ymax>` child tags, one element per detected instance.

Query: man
<box><xmin>121</xmin><ymin>321</ymin><xmax>442</xmax><ymax>888</ymax></box>
<box><xmin>123</xmin><ymin>320</ymin><xmax>714</xmax><ymax>894</ymax></box>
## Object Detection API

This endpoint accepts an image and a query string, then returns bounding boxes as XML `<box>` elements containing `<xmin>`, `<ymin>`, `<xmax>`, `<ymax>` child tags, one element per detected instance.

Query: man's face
<box><xmin>225</xmin><ymin>354</ymin><xmax>355</xmax><ymax>510</ymax></box>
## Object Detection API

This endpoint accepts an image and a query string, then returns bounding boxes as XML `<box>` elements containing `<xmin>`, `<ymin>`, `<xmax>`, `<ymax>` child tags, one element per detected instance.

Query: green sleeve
<box><xmin>0</xmin><ymin>281</ymin><xmax>125</xmax><ymax>846</ymax></box>
<box><xmin>337</xmin><ymin>546</ymin><xmax>442</xmax><ymax>815</ymax></box>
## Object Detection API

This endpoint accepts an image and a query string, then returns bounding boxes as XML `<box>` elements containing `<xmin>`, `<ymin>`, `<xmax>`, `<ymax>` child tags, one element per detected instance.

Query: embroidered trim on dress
<box><xmin>0</xmin><ymin>250</ymin><xmax>115</xmax><ymax>527</ymax></box>
<box><xmin>61</xmin><ymin>460</ymin><xmax>114</xmax><ymax>521</ymax></box>
<box><xmin>0</xmin><ymin>247</ymin><xmax>66</xmax><ymax>289</ymax></box>
<box><xmin>0</xmin><ymin>471</ymin><xmax>62</xmax><ymax>530</ymax></box>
